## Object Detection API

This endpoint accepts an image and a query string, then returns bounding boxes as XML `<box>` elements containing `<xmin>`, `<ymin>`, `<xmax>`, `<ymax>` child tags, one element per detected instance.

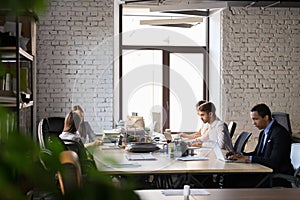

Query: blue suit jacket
<box><xmin>244</xmin><ymin>120</ymin><xmax>294</xmax><ymax>174</ymax></box>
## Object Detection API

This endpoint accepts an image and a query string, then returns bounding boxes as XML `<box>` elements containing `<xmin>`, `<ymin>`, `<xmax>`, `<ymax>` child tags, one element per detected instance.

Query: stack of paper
<box><xmin>162</xmin><ymin>189</ymin><xmax>210</xmax><ymax>196</ymax></box>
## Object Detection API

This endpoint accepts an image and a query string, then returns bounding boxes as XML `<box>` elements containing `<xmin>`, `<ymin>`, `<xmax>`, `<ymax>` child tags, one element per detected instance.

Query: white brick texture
<box><xmin>36</xmin><ymin>0</ymin><xmax>114</xmax><ymax>131</ymax></box>
<box><xmin>221</xmin><ymin>8</ymin><xmax>300</xmax><ymax>151</ymax></box>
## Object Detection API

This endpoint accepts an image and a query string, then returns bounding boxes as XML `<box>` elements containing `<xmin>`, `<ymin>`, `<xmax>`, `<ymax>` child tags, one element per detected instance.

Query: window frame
<box><xmin>118</xmin><ymin>5</ymin><xmax>209</xmax><ymax>133</ymax></box>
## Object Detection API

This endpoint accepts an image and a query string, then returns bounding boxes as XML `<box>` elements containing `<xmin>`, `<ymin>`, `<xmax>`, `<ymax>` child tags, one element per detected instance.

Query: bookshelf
<box><xmin>0</xmin><ymin>13</ymin><xmax>36</xmax><ymax>137</ymax></box>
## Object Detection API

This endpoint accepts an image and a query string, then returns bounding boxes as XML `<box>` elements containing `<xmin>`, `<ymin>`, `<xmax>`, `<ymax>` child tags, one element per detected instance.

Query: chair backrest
<box><xmin>62</xmin><ymin>139</ymin><xmax>88</xmax><ymax>161</ymax></box>
<box><xmin>272</xmin><ymin>112</ymin><xmax>292</xmax><ymax>134</ymax></box>
<box><xmin>37</xmin><ymin>117</ymin><xmax>65</xmax><ymax>149</ymax></box>
<box><xmin>57</xmin><ymin>150</ymin><xmax>82</xmax><ymax>196</ymax></box>
<box><xmin>228</xmin><ymin>121</ymin><xmax>237</xmax><ymax>138</ymax></box>
<box><xmin>43</xmin><ymin>117</ymin><xmax>65</xmax><ymax>135</ymax></box>
<box><xmin>61</xmin><ymin>138</ymin><xmax>96</xmax><ymax>173</ymax></box>
<box><xmin>233</xmin><ymin>132</ymin><xmax>252</xmax><ymax>154</ymax></box>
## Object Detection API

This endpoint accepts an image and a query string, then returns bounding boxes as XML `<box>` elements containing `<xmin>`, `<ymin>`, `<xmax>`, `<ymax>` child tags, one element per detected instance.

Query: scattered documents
<box><xmin>162</xmin><ymin>189</ymin><xmax>210</xmax><ymax>196</ymax></box>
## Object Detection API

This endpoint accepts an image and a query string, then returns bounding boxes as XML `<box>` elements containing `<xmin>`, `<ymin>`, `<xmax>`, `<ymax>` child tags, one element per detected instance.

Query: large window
<box><xmin>170</xmin><ymin>53</ymin><xmax>205</xmax><ymax>132</ymax></box>
<box><xmin>120</xmin><ymin>6</ymin><xmax>208</xmax><ymax>133</ymax></box>
<box><xmin>122</xmin><ymin>50</ymin><xmax>163</xmax><ymax>129</ymax></box>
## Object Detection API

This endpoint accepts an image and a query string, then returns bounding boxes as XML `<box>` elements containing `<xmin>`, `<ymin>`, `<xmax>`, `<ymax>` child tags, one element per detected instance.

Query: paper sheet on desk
<box><xmin>126</xmin><ymin>154</ymin><xmax>157</xmax><ymax>161</ymax></box>
<box><xmin>162</xmin><ymin>189</ymin><xmax>210</xmax><ymax>196</ymax></box>
<box><xmin>177</xmin><ymin>156</ymin><xmax>208</xmax><ymax>161</ymax></box>
<box><xmin>101</xmin><ymin>145</ymin><xmax>120</xmax><ymax>150</ymax></box>
<box><xmin>105</xmin><ymin>163</ymin><xmax>141</xmax><ymax>168</ymax></box>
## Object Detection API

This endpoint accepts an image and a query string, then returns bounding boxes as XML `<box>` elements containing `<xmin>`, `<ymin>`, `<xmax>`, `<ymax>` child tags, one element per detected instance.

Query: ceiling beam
<box><xmin>140</xmin><ymin>17</ymin><xmax>203</xmax><ymax>25</ymax></box>
<box><xmin>161</xmin><ymin>10</ymin><xmax>209</xmax><ymax>17</ymax></box>
<box><xmin>150</xmin><ymin>2</ymin><xmax>228</xmax><ymax>12</ymax></box>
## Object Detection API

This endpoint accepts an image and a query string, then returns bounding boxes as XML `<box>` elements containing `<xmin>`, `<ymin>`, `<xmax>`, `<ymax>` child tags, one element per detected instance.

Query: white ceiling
<box><xmin>122</xmin><ymin>0</ymin><xmax>300</xmax><ymax>9</ymax></box>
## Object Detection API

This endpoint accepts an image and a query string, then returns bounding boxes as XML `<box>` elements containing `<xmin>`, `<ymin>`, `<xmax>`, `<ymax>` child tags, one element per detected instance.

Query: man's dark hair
<box><xmin>196</xmin><ymin>100</ymin><xmax>207</xmax><ymax>111</ymax></box>
<box><xmin>199</xmin><ymin>102</ymin><xmax>216</xmax><ymax>115</ymax></box>
<box><xmin>251</xmin><ymin>103</ymin><xmax>272</xmax><ymax>120</ymax></box>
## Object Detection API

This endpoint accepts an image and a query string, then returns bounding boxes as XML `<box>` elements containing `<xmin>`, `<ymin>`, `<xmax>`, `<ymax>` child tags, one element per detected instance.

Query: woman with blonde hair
<box><xmin>60</xmin><ymin>111</ymin><xmax>100</xmax><ymax>147</ymax></box>
<box><xmin>71</xmin><ymin>105</ymin><xmax>97</xmax><ymax>145</ymax></box>
<box><xmin>59</xmin><ymin>111</ymin><xmax>82</xmax><ymax>142</ymax></box>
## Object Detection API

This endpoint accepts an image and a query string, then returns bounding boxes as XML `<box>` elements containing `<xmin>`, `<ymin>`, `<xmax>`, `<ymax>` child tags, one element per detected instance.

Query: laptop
<box><xmin>213</xmin><ymin>142</ymin><xmax>243</xmax><ymax>163</ymax></box>
<box><xmin>176</xmin><ymin>141</ymin><xmax>210</xmax><ymax>160</ymax></box>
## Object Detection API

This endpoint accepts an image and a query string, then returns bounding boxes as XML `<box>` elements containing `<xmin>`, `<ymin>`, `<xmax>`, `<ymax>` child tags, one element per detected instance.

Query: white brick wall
<box><xmin>35</xmin><ymin>3</ymin><xmax>299</xmax><ymax>145</ymax></box>
<box><xmin>221</xmin><ymin>7</ymin><xmax>300</xmax><ymax>151</ymax></box>
<box><xmin>36</xmin><ymin>0</ymin><xmax>114</xmax><ymax>132</ymax></box>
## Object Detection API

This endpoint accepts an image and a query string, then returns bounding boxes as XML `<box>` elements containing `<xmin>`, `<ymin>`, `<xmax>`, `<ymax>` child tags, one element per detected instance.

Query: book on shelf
<box><xmin>0</xmin><ymin>95</ymin><xmax>16</xmax><ymax>103</ymax></box>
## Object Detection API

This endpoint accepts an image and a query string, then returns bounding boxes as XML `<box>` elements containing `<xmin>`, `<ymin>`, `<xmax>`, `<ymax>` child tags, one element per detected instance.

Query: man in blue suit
<box><xmin>228</xmin><ymin>103</ymin><xmax>293</xmax><ymax>173</ymax></box>
<box><xmin>227</xmin><ymin>103</ymin><xmax>294</xmax><ymax>187</ymax></box>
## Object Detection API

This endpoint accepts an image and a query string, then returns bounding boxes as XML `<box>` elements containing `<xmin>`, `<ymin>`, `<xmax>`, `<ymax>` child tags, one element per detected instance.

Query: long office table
<box><xmin>135</xmin><ymin>188</ymin><xmax>300</xmax><ymax>200</ymax></box>
<box><xmin>92</xmin><ymin>144</ymin><xmax>272</xmax><ymax>188</ymax></box>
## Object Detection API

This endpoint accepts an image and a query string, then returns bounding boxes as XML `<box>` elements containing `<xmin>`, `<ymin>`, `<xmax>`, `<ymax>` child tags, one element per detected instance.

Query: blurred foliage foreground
<box><xmin>1</xmin><ymin>1</ymin><xmax>138</xmax><ymax>199</ymax></box>
<box><xmin>0</xmin><ymin>107</ymin><xmax>139</xmax><ymax>200</ymax></box>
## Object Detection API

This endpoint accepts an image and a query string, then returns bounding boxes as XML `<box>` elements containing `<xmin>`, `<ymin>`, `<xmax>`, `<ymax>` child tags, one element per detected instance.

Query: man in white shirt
<box><xmin>187</xmin><ymin>102</ymin><xmax>233</xmax><ymax>151</ymax></box>
<box><xmin>180</xmin><ymin>100</ymin><xmax>208</xmax><ymax>140</ymax></box>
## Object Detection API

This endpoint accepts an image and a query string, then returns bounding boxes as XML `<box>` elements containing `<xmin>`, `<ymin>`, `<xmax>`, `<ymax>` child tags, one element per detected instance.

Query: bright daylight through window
<box><xmin>121</xmin><ymin>6</ymin><xmax>208</xmax><ymax>133</ymax></box>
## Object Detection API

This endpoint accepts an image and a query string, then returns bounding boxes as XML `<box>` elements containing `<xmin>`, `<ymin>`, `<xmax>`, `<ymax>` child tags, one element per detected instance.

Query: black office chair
<box><xmin>233</xmin><ymin>132</ymin><xmax>252</xmax><ymax>154</ymax></box>
<box><xmin>38</xmin><ymin>116</ymin><xmax>96</xmax><ymax>174</ymax></box>
<box><xmin>38</xmin><ymin>117</ymin><xmax>65</xmax><ymax>149</ymax></box>
<box><xmin>63</xmin><ymin>139</ymin><xmax>96</xmax><ymax>173</ymax></box>
<box><xmin>228</xmin><ymin>121</ymin><xmax>237</xmax><ymax>138</ymax></box>
<box><xmin>272</xmin><ymin>112</ymin><xmax>292</xmax><ymax>135</ymax></box>
<box><xmin>272</xmin><ymin>143</ymin><xmax>300</xmax><ymax>188</ymax></box>
<box><xmin>33</xmin><ymin>151</ymin><xmax>83</xmax><ymax>199</ymax></box>
<box><xmin>45</xmin><ymin>135</ymin><xmax>96</xmax><ymax>175</ymax></box>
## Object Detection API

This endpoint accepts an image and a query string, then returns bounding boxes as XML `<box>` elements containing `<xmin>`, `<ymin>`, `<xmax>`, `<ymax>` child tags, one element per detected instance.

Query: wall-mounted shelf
<box><xmin>0</xmin><ymin>47</ymin><xmax>34</xmax><ymax>61</ymax></box>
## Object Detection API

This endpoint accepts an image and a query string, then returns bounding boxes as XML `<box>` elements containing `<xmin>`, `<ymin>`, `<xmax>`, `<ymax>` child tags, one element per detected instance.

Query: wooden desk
<box><xmin>93</xmin><ymin>144</ymin><xmax>272</xmax><ymax>189</ymax></box>
<box><xmin>93</xmin><ymin>146</ymin><xmax>272</xmax><ymax>174</ymax></box>
<box><xmin>93</xmin><ymin>147</ymin><xmax>272</xmax><ymax>189</ymax></box>
<box><xmin>135</xmin><ymin>188</ymin><xmax>300</xmax><ymax>200</ymax></box>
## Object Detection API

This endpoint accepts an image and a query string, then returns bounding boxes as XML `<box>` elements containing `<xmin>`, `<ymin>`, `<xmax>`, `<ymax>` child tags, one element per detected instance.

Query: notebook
<box><xmin>126</xmin><ymin>153</ymin><xmax>157</xmax><ymax>161</ymax></box>
<box><xmin>213</xmin><ymin>142</ymin><xmax>243</xmax><ymax>163</ymax></box>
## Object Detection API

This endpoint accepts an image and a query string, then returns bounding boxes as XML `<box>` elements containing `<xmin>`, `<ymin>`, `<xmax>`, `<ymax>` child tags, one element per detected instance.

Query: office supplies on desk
<box><xmin>126</xmin><ymin>142</ymin><xmax>160</xmax><ymax>153</ymax></box>
<box><xmin>163</xmin><ymin>130</ymin><xmax>173</xmax><ymax>142</ymax></box>
<box><xmin>100</xmin><ymin>129</ymin><xmax>121</xmax><ymax>144</ymax></box>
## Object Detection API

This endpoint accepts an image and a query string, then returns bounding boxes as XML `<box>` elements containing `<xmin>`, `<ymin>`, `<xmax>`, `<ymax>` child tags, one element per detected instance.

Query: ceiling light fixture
<box><xmin>140</xmin><ymin>17</ymin><xmax>203</xmax><ymax>28</ymax></box>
